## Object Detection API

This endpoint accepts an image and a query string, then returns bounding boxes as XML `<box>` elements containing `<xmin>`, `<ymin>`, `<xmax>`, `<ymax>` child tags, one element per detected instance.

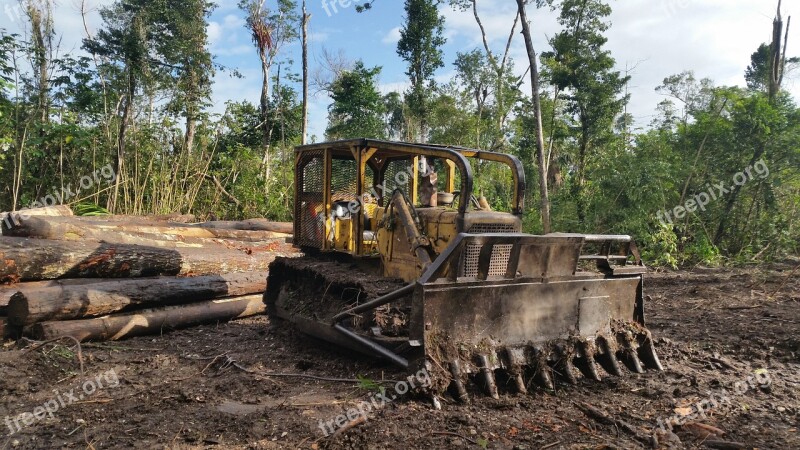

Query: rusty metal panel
<box><xmin>419</xmin><ymin>277</ymin><xmax>641</xmax><ymax>346</ymax></box>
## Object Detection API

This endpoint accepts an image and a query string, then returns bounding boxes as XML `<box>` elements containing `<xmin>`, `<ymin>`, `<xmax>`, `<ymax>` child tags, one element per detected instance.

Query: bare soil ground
<box><xmin>0</xmin><ymin>264</ymin><xmax>798</xmax><ymax>450</ymax></box>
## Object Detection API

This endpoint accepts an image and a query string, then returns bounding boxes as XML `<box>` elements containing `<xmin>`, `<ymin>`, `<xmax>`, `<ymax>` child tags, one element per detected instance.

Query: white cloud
<box><xmin>382</xmin><ymin>26</ymin><xmax>401</xmax><ymax>45</ymax></box>
<box><xmin>440</xmin><ymin>0</ymin><xmax>800</xmax><ymax>129</ymax></box>
<box><xmin>223</xmin><ymin>14</ymin><xmax>244</xmax><ymax>28</ymax></box>
<box><xmin>207</xmin><ymin>11</ymin><xmax>249</xmax><ymax>57</ymax></box>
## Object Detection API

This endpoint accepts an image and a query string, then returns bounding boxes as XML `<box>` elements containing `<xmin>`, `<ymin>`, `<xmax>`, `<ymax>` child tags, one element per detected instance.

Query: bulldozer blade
<box><xmin>412</xmin><ymin>233</ymin><xmax>662</xmax><ymax>396</ymax></box>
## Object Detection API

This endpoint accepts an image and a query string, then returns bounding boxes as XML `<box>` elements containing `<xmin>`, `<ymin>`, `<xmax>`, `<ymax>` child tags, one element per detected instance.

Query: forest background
<box><xmin>1</xmin><ymin>0</ymin><xmax>798</xmax><ymax>268</ymax></box>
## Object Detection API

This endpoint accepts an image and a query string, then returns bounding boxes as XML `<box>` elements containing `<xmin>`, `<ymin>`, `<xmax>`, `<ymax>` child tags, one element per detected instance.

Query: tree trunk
<box><xmin>30</xmin><ymin>295</ymin><xmax>266</xmax><ymax>342</ymax></box>
<box><xmin>515</xmin><ymin>0</ymin><xmax>551</xmax><ymax>234</ymax></box>
<box><xmin>27</xmin><ymin>2</ymin><xmax>51</xmax><ymax>123</ymax></box>
<box><xmin>7</xmin><ymin>272</ymin><xmax>268</xmax><ymax>326</ymax></box>
<box><xmin>301</xmin><ymin>1</ymin><xmax>310</xmax><ymax>145</ymax></box>
<box><xmin>259</xmin><ymin>51</ymin><xmax>272</xmax><ymax>182</ymax></box>
<box><xmin>185</xmin><ymin>110</ymin><xmax>197</xmax><ymax>155</ymax></box>
<box><xmin>575</xmin><ymin>116</ymin><xmax>589</xmax><ymax>226</ymax></box>
<box><xmin>0</xmin><ymin>237</ymin><xmax>291</xmax><ymax>283</ymax></box>
<box><xmin>0</xmin><ymin>317</ymin><xmax>7</xmax><ymax>340</ymax></box>
<box><xmin>2</xmin><ymin>216</ymin><xmax>291</xmax><ymax>242</ymax></box>
<box><xmin>113</xmin><ymin>69</ymin><xmax>136</xmax><ymax>212</ymax></box>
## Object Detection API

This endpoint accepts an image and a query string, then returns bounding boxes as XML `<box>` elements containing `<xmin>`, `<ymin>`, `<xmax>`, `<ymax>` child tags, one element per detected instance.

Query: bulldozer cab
<box><xmin>293</xmin><ymin>139</ymin><xmax>526</xmax><ymax>272</ymax></box>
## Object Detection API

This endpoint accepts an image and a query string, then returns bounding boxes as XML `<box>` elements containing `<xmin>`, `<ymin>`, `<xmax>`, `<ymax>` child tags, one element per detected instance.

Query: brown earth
<box><xmin>0</xmin><ymin>264</ymin><xmax>798</xmax><ymax>449</ymax></box>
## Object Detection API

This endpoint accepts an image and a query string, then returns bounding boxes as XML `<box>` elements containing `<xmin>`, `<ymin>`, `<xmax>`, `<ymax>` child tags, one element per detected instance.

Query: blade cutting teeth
<box><xmin>618</xmin><ymin>331</ymin><xmax>644</xmax><ymax>374</ymax></box>
<box><xmin>477</xmin><ymin>354</ymin><xmax>499</xmax><ymax>399</ymax></box>
<box><xmin>637</xmin><ymin>330</ymin><xmax>664</xmax><ymax>371</ymax></box>
<box><xmin>504</xmin><ymin>348</ymin><xmax>528</xmax><ymax>395</ymax></box>
<box><xmin>448</xmin><ymin>360</ymin><xmax>470</xmax><ymax>403</ymax></box>
<box><xmin>531</xmin><ymin>346</ymin><xmax>554</xmax><ymax>390</ymax></box>
<box><xmin>576</xmin><ymin>339</ymin><xmax>602</xmax><ymax>381</ymax></box>
<box><xmin>553</xmin><ymin>343</ymin><xmax>578</xmax><ymax>384</ymax></box>
<box><xmin>440</xmin><ymin>327</ymin><xmax>664</xmax><ymax>400</ymax></box>
<box><xmin>596</xmin><ymin>336</ymin><xmax>622</xmax><ymax>376</ymax></box>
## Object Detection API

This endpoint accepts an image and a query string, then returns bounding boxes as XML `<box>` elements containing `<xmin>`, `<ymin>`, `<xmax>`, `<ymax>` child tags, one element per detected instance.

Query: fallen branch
<box><xmin>182</xmin><ymin>353</ymin><xmax>404</xmax><ymax>384</ymax></box>
<box><xmin>332</xmin><ymin>416</ymin><xmax>367</xmax><ymax>437</ymax></box>
<box><xmin>768</xmin><ymin>262</ymin><xmax>800</xmax><ymax>298</ymax></box>
<box><xmin>574</xmin><ymin>402</ymin><xmax>649</xmax><ymax>443</ymax></box>
<box><xmin>429</xmin><ymin>431</ymin><xmax>478</xmax><ymax>445</ymax></box>
<box><xmin>681</xmin><ymin>422</ymin><xmax>724</xmax><ymax>439</ymax></box>
<box><xmin>703</xmin><ymin>440</ymin><xmax>748</xmax><ymax>450</ymax></box>
<box><xmin>200</xmin><ymin>173</ymin><xmax>241</xmax><ymax>207</ymax></box>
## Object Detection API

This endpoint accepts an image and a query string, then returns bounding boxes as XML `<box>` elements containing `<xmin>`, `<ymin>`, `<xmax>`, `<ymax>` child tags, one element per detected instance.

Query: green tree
<box><xmin>156</xmin><ymin>0</ymin><xmax>216</xmax><ymax>154</ymax></box>
<box><xmin>542</xmin><ymin>0</ymin><xmax>629</xmax><ymax>226</ymax></box>
<box><xmin>397</xmin><ymin>0</ymin><xmax>446</xmax><ymax>141</ymax></box>
<box><xmin>326</xmin><ymin>61</ymin><xmax>386</xmax><ymax>140</ymax></box>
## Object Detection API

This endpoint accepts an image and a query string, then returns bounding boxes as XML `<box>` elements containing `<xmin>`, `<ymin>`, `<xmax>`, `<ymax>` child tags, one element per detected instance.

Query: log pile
<box><xmin>0</xmin><ymin>207</ymin><xmax>297</xmax><ymax>342</ymax></box>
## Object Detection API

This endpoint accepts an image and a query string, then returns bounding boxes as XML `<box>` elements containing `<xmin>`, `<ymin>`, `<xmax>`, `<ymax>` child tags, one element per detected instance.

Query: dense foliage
<box><xmin>0</xmin><ymin>0</ymin><xmax>797</xmax><ymax>266</ymax></box>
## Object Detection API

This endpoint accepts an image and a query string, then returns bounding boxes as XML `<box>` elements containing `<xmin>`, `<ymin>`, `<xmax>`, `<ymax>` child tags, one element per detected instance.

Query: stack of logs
<box><xmin>0</xmin><ymin>206</ymin><xmax>297</xmax><ymax>342</ymax></box>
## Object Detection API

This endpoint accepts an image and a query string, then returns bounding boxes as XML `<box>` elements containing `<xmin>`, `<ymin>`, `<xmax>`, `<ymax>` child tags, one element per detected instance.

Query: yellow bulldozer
<box><xmin>265</xmin><ymin>139</ymin><xmax>662</xmax><ymax>400</ymax></box>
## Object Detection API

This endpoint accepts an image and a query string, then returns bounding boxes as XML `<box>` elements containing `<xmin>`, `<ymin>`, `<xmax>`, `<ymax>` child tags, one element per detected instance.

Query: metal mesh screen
<box><xmin>297</xmin><ymin>151</ymin><xmax>324</xmax><ymax>247</ymax></box>
<box><xmin>383</xmin><ymin>159</ymin><xmax>413</xmax><ymax>200</ymax></box>
<box><xmin>331</xmin><ymin>158</ymin><xmax>358</xmax><ymax>202</ymax></box>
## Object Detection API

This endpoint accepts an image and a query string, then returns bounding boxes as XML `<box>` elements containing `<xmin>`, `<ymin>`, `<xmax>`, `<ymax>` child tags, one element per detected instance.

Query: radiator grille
<box><xmin>467</xmin><ymin>223</ymin><xmax>519</xmax><ymax>233</ymax></box>
<box><xmin>460</xmin><ymin>222</ymin><xmax>517</xmax><ymax>277</ymax></box>
<box><xmin>461</xmin><ymin>244</ymin><xmax>513</xmax><ymax>278</ymax></box>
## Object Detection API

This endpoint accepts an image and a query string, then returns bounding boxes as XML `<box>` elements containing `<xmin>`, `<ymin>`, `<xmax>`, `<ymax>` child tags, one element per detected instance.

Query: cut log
<box><xmin>7</xmin><ymin>272</ymin><xmax>268</xmax><ymax>326</ymax></box>
<box><xmin>198</xmin><ymin>219</ymin><xmax>293</xmax><ymax>234</ymax></box>
<box><xmin>30</xmin><ymin>295</ymin><xmax>266</xmax><ymax>342</ymax></box>
<box><xmin>1</xmin><ymin>205</ymin><xmax>73</xmax><ymax>232</ymax></box>
<box><xmin>1</xmin><ymin>216</ymin><xmax>287</xmax><ymax>249</ymax></box>
<box><xmin>0</xmin><ymin>237</ymin><xmax>294</xmax><ymax>283</ymax></box>
<box><xmin>89</xmin><ymin>213</ymin><xmax>197</xmax><ymax>223</ymax></box>
<box><xmin>3</xmin><ymin>216</ymin><xmax>291</xmax><ymax>242</ymax></box>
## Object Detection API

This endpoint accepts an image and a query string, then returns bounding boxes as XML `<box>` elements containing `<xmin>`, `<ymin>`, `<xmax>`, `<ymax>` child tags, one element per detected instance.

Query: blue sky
<box><xmin>2</xmin><ymin>0</ymin><xmax>799</xmax><ymax>142</ymax></box>
<box><xmin>211</xmin><ymin>0</ymin><xmax>800</xmax><ymax>140</ymax></box>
